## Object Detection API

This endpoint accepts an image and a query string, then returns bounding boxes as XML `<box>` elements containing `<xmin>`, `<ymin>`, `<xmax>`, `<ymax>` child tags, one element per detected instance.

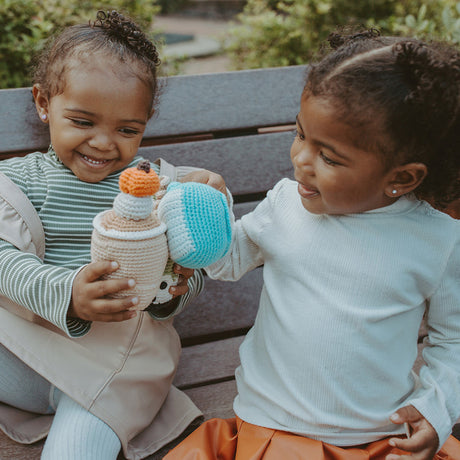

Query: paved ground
<box><xmin>154</xmin><ymin>15</ymin><xmax>234</xmax><ymax>74</ymax></box>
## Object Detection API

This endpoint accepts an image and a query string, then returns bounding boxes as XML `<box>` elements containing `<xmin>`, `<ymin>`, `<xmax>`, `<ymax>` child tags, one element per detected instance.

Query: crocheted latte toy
<box><xmin>91</xmin><ymin>161</ymin><xmax>169</xmax><ymax>310</ymax></box>
<box><xmin>91</xmin><ymin>160</ymin><xmax>232</xmax><ymax>311</ymax></box>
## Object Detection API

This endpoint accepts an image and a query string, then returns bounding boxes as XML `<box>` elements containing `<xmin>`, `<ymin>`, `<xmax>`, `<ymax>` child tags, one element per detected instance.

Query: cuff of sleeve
<box><xmin>60</xmin><ymin>265</ymin><xmax>91</xmax><ymax>338</ymax></box>
<box><xmin>408</xmin><ymin>382</ymin><xmax>453</xmax><ymax>450</ymax></box>
<box><xmin>146</xmin><ymin>296</ymin><xmax>182</xmax><ymax>321</ymax></box>
<box><xmin>66</xmin><ymin>317</ymin><xmax>92</xmax><ymax>337</ymax></box>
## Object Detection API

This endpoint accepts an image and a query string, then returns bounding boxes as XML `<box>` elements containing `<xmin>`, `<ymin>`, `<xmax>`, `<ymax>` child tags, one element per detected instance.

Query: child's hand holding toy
<box><xmin>88</xmin><ymin>160</ymin><xmax>231</xmax><ymax>314</ymax></box>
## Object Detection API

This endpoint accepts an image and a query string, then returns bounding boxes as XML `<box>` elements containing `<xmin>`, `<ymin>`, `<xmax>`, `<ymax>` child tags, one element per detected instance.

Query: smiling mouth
<box><xmin>80</xmin><ymin>153</ymin><xmax>111</xmax><ymax>167</ymax></box>
<box><xmin>297</xmin><ymin>183</ymin><xmax>320</xmax><ymax>199</ymax></box>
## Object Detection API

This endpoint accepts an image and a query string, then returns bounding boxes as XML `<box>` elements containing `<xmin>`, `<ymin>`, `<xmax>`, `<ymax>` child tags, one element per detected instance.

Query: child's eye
<box><xmin>120</xmin><ymin>127</ymin><xmax>140</xmax><ymax>136</ymax></box>
<box><xmin>294</xmin><ymin>129</ymin><xmax>305</xmax><ymax>141</ymax></box>
<box><xmin>70</xmin><ymin>118</ymin><xmax>92</xmax><ymax>127</ymax></box>
<box><xmin>320</xmin><ymin>151</ymin><xmax>341</xmax><ymax>166</ymax></box>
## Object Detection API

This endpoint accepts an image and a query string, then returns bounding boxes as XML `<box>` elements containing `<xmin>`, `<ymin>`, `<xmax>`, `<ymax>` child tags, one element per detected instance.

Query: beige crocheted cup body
<box><xmin>91</xmin><ymin>211</ymin><xmax>169</xmax><ymax>310</ymax></box>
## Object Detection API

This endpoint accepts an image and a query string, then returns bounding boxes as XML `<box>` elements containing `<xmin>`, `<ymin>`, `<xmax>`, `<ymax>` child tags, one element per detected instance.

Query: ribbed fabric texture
<box><xmin>158</xmin><ymin>181</ymin><xmax>232</xmax><ymax>268</ymax></box>
<box><xmin>206</xmin><ymin>178</ymin><xmax>460</xmax><ymax>448</ymax></box>
<box><xmin>41</xmin><ymin>392</ymin><xmax>121</xmax><ymax>460</ymax></box>
<box><xmin>0</xmin><ymin>150</ymin><xmax>158</xmax><ymax>336</ymax></box>
<box><xmin>0</xmin><ymin>344</ymin><xmax>53</xmax><ymax>414</ymax></box>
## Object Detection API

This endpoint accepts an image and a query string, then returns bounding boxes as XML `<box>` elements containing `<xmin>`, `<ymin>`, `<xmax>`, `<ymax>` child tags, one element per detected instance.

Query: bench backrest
<box><xmin>0</xmin><ymin>66</ymin><xmax>308</xmax><ymax>346</ymax></box>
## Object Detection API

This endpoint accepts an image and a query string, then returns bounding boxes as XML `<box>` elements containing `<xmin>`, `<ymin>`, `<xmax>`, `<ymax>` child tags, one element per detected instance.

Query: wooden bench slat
<box><xmin>144</xmin><ymin>66</ymin><xmax>306</xmax><ymax>138</ymax></box>
<box><xmin>0</xmin><ymin>66</ymin><xmax>307</xmax><ymax>156</ymax></box>
<box><xmin>0</xmin><ymin>431</ymin><xmax>44</xmax><ymax>460</ymax></box>
<box><xmin>174</xmin><ymin>267</ymin><xmax>262</xmax><ymax>343</ymax></box>
<box><xmin>174</xmin><ymin>336</ymin><xmax>243</xmax><ymax>389</ymax></box>
<box><xmin>233</xmin><ymin>201</ymin><xmax>259</xmax><ymax>219</ymax></box>
<box><xmin>141</xmin><ymin>130</ymin><xmax>295</xmax><ymax>196</ymax></box>
<box><xmin>184</xmin><ymin>380</ymin><xmax>237</xmax><ymax>421</ymax></box>
<box><xmin>0</xmin><ymin>88</ymin><xmax>48</xmax><ymax>155</ymax></box>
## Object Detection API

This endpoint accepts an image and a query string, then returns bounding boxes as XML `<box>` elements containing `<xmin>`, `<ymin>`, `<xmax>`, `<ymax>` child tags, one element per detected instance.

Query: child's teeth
<box><xmin>84</xmin><ymin>155</ymin><xmax>106</xmax><ymax>164</ymax></box>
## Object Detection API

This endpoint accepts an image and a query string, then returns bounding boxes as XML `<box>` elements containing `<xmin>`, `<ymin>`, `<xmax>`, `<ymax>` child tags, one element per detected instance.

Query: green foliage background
<box><xmin>225</xmin><ymin>0</ymin><xmax>460</xmax><ymax>69</ymax></box>
<box><xmin>0</xmin><ymin>0</ymin><xmax>160</xmax><ymax>89</ymax></box>
<box><xmin>1</xmin><ymin>0</ymin><xmax>459</xmax><ymax>88</ymax></box>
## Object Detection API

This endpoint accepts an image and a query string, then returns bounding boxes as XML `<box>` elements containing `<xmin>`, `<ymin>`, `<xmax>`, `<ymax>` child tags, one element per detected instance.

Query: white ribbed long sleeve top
<box><xmin>206</xmin><ymin>178</ymin><xmax>460</xmax><ymax>449</ymax></box>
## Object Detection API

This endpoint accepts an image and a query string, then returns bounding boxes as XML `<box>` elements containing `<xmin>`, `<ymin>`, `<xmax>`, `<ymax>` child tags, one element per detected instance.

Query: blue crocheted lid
<box><xmin>158</xmin><ymin>182</ymin><xmax>232</xmax><ymax>268</ymax></box>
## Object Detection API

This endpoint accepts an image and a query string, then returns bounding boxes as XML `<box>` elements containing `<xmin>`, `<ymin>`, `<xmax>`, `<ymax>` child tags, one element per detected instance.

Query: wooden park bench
<box><xmin>0</xmin><ymin>65</ymin><xmax>458</xmax><ymax>459</ymax></box>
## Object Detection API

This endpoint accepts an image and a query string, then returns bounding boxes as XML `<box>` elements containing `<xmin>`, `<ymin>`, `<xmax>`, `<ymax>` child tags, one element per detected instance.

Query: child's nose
<box><xmin>88</xmin><ymin>131</ymin><xmax>115</xmax><ymax>151</ymax></box>
<box><xmin>293</xmin><ymin>146</ymin><xmax>315</xmax><ymax>174</ymax></box>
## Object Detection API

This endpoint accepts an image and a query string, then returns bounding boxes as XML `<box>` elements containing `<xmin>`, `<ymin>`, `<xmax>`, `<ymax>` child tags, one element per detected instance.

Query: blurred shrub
<box><xmin>393</xmin><ymin>2</ymin><xmax>460</xmax><ymax>43</ymax></box>
<box><xmin>157</xmin><ymin>0</ymin><xmax>190</xmax><ymax>14</ymax></box>
<box><xmin>225</xmin><ymin>0</ymin><xmax>460</xmax><ymax>70</ymax></box>
<box><xmin>0</xmin><ymin>0</ymin><xmax>161</xmax><ymax>89</ymax></box>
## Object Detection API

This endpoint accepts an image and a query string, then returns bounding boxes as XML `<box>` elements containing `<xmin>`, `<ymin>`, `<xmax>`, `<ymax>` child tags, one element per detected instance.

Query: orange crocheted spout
<box><xmin>119</xmin><ymin>160</ymin><xmax>160</xmax><ymax>197</ymax></box>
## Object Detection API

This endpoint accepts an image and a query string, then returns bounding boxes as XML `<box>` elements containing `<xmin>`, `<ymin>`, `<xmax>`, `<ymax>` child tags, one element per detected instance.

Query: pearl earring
<box><xmin>392</xmin><ymin>189</ymin><xmax>397</xmax><ymax>195</ymax></box>
<box><xmin>41</xmin><ymin>114</ymin><xmax>47</xmax><ymax>121</ymax></box>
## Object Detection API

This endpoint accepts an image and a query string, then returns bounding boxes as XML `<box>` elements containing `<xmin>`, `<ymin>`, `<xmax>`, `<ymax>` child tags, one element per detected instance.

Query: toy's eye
<box><xmin>160</xmin><ymin>281</ymin><xmax>168</xmax><ymax>290</ymax></box>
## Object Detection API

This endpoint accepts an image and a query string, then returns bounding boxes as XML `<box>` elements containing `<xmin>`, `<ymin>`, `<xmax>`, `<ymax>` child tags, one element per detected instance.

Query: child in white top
<box><xmin>164</xmin><ymin>30</ymin><xmax>460</xmax><ymax>460</ymax></box>
<box><xmin>0</xmin><ymin>10</ymin><xmax>225</xmax><ymax>460</ymax></box>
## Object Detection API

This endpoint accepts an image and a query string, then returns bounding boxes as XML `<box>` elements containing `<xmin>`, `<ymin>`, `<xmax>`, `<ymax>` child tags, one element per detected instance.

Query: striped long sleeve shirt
<box><xmin>0</xmin><ymin>150</ymin><xmax>202</xmax><ymax>337</ymax></box>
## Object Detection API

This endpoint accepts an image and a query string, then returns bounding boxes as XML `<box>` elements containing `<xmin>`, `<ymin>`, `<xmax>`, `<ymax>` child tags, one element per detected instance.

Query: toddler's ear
<box><xmin>385</xmin><ymin>163</ymin><xmax>427</xmax><ymax>198</ymax></box>
<box><xmin>32</xmin><ymin>84</ymin><xmax>49</xmax><ymax>123</ymax></box>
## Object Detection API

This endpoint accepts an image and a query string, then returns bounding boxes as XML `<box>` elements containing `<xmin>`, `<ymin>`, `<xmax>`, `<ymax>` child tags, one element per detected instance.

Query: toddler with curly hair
<box><xmin>0</xmin><ymin>10</ymin><xmax>225</xmax><ymax>460</ymax></box>
<box><xmin>165</xmin><ymin>30</ymin><xmax>460</xmax><ymax>460</ymax></box>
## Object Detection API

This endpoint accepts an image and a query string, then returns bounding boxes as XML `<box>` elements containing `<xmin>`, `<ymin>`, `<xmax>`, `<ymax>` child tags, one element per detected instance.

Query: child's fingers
<box><xmin>205</xmin><ymin>173</ymin><xmax>227</xmax><ymax>194</ymax></box>
<box><xmin>173</xmin><ymin>264</ymin><xmax>194</xmax><ymax>280</ymax></box>
<box><xmin>89</xmin><ymin>277</ymin><xmax>136</xmax><ymax>299</ymax></box>
<box><xmin>180</xmin><ymin>170</ymin><xmax>226</xmax><ymax>194</ymax></box>
<box><xmin>388</xmin><ymin>428</ymin><xmax>437</xmax><ymax>460</ymax></box>
<box><xmin>80</xmin><ymin>260</ymin><xmax>120</xmax><ymax>282</ymax></box>
<box><xmin>170</xmin><ymin>276</ymin><xmax>188</xmax><ymax>297</ymax></box>
<box><xmin>388</xmin><ymin>433</ymin><xmax>425</xmax><ymax>451</ymax></box>
<box><xmin>91</xmin><ymin>298</ymin><xmax>139</xmax><ymax>322</ymax></box>
<box><xmin>390</xmin><ymin>406</ymin><xmax>422</xmax><ymax>425</ymax></box>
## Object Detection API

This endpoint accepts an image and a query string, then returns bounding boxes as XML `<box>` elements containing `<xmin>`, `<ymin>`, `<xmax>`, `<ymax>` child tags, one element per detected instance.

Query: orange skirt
<box><xmin>164</xmin><ymin>417</ymin><xmax>460</xmax><ymax>460</ymax></box>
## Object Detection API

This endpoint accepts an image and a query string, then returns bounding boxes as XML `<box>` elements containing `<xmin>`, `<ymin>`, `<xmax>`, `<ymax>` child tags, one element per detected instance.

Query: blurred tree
<box><xmin>225</xmin><ymin>0</ymin><xmax>460</xmax><ymax>69</ymax></box>
<box><xmin>0</xmin><ymin>0</ymin><xmax>160</xmax><ymax>89</ymax></box>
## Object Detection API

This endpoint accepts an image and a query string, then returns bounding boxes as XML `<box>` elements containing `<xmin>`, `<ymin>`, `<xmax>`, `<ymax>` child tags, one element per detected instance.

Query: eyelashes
<box><xmin>293</xmin><ymin>130</ymin><xmax>342</xmax><ymax>166</ymax></box>
<box><xmin>319</xmin><ymin>151</ymin><xmax>341</xmax><ymax>166</ymax></box>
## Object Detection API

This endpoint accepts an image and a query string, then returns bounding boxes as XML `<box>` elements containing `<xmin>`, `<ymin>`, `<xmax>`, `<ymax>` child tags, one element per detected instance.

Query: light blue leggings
<box><xmin>0</xmin><ymin>344</ymin><xmax>121</xmax><ymax>459</ymax></box>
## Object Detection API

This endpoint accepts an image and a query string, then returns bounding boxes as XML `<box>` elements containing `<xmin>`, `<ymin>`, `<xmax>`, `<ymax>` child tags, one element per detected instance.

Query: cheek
<box><xmin>290</xmin><ymin>139</ymin><xmax>302</xmax><ymax>163</ymax></box>
<box><xmin>49</xmin><ymin>120</ymin><xmax>79</xmax><ymax>144</ymax></box>
<box><xmin>317</xmin><ymin>168</ymin><xmax>357</xmax><ymax>200</ymax></box>
<box><xmin>289</xmin><ymin>141</ymin><xmax>296</xmax><ymax>161</ymax></box>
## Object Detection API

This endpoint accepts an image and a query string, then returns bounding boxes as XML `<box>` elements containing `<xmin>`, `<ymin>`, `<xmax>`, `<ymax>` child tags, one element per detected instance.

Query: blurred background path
<box><xmin>155</xmin><ymin>14</ymin><xmax>234</xmax><ymax>74</ymax></box>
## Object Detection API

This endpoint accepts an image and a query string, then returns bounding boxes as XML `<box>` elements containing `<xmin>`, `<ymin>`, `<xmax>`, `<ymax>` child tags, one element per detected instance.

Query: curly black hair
<box><xmin>305</xmin><ymin>30</ymin><xmax>460</xmax><ymax>208</ymax></box>
<box><xmin>33</xmin><ymin>10</ymin><xmax>161</xmax><ymax>112</ymax></box>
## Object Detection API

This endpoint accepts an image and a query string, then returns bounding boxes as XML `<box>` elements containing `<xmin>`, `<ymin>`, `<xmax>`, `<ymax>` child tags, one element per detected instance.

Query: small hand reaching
<box><xmin>386</xmin><ymin>405</ymin><xmax>438</xmax><ymax>460</ymax></box>
<box><xmin>169</xmin><ymin>264</ymin><xmax>194</xmax><ymax>297</ymax></box>
<box><xmin>181</xmin><ymin>169</ymin><xmax>227</xmax><ymax>195</ymax></box>
<box><xmin>69</xmin><ymin>261</ymin><xmax>139</xmax><ymax>322</ymax></box>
